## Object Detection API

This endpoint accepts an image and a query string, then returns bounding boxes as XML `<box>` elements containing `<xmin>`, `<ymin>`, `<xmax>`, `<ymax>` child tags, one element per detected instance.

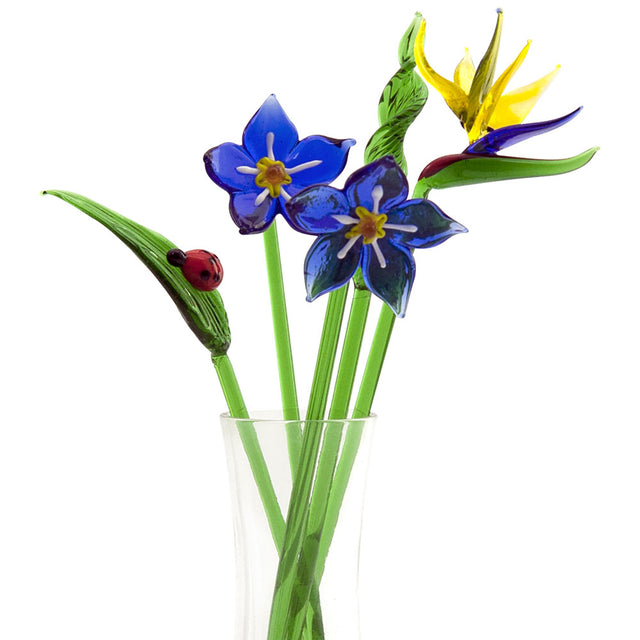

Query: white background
<box><xmin>1</xmin><ymin>0</ymin><xmax>637</xmax><ymax>638</ymax></box>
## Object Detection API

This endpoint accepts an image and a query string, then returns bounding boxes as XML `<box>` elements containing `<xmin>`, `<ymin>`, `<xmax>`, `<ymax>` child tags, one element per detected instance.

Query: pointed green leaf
<box><xmin>467</xmin><ymin>9</ymin><xmax>503</xmax><ymax>118</ymax></box>
<box><xmin>364</xmin><ymin>13</ymin><xmax>429</xmax><ymax>173</ymax></box>
<box><xmin>414</xmin><ymin>147</ymin><xmax>599</xmax><ymax>197</ymax></box>
<box><xmin>398</xmin><ymin>12</ymin><xmax>425</xmax><ymax>69</ymax></box>
<box><xmin>43</xmin><ymin>189</ymin><xmax>231</xmax><ymax>355</ymax></box>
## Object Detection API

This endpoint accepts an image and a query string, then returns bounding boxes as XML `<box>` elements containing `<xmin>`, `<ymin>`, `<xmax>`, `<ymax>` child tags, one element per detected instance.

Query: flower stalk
<box><xmin>263</xmin><ymin>220</ymin><xmax>303</xmax><ymax>474</ymax></box>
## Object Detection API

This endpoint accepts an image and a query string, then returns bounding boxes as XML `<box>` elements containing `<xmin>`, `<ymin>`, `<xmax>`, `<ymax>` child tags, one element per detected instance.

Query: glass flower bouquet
<box><xmin>44</xmin><ymin>11</ymin><xmax>597</xmax><ymax>640</ymax></box>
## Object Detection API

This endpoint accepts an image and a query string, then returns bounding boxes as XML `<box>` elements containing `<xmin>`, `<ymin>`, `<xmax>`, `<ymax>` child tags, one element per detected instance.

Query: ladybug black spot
<box><xmin>200</xmin><ymin>270</ymin><xmax>211</xmax><ymax>281</ymax></box>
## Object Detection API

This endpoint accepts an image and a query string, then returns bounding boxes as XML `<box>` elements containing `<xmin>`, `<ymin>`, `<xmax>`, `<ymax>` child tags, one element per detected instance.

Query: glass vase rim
<box><xmin>219</xmin><ymin>409</ymin><xmax>377</xmax><ymax>425</ymax></box>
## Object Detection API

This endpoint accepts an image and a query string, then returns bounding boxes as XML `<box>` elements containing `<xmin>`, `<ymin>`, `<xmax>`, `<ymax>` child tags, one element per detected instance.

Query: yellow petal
<box><xmin>467</xmin><ymin>39</ymin><xmax>531</xmax><ymax>142</ymax></box>
<box><xmin>454</xmin><ymin>48</ymin><xmax>475</xmax><ymax>94</ymax></box>
<box><xmin>414</xmin><ymin>20</ymin><xmax>468</xmax><ymax>120</ymax></box>
<box><xmin>488</xmin><ymin>65</ymin><xmax>561</xmax><ymax>130</ymax></box>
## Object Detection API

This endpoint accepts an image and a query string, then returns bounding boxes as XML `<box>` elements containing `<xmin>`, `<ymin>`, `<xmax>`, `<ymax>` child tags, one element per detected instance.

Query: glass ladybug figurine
<box><xmin>167</xmin><ymin>248</ymin><xmax>223</xmax><ymax>291</ymax></box>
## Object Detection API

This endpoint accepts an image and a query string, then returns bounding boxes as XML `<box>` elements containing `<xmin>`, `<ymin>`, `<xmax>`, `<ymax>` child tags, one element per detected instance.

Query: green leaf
<box><xmin>43</xmin><ymin>189</ymin><xmax>231</xmax><ymax>356</ymax></box>
<box><xmin>398</xmin><ymin>11</ymin><xmax>425</xmax><ymax>69</ymax></box>
<box><xmin>414</xmin><ymin>147</ymin><xmax>599</xmax><ymax>197</ymax></box>
<box><xmin>364</xmin><ymin>13</ymin><xmax>429</xmax><ymax>173</ymax></box>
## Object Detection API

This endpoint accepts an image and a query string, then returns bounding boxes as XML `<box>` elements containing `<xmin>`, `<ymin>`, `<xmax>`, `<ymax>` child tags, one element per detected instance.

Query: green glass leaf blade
<box><xmin>43</xmin><ymin>189</ymin><xmax>231</xmax><ymax>355</ymax></box>
<box><xmin>467</xmin><ymin>9</ymin><xmax>503</xmax><ymax>117</ymax></box>
<box><xmin>398</xmin><ymin>12</ymin><xmax>425</xmax><ymax>69</ymax></box>
<box><xmin>364</xmin><ymin>14</ymin><xmax>429</xmax><ymax>172</ymax></box>
<box><xmin>414</xmin><ymin>147</ymin><xmax>599</xmax><ymax>196</ymax></box>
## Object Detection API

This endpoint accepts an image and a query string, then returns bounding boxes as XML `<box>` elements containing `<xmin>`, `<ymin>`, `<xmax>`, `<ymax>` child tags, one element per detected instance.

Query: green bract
<box><xmin>413</xmin><ymin>148</ymin><xmax>598</xmax><ymax>197</ymax></box>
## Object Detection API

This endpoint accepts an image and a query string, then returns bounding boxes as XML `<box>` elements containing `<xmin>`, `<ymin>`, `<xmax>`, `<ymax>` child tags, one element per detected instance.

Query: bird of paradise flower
<box><xmin>414</xmin><ymin>8</ymin><xmax>560</xmax><ymax>142</ymax></box>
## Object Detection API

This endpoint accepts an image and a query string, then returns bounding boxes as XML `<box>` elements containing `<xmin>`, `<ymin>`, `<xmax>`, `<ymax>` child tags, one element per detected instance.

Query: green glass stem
<box><xmin>315</xmin><ymin>303</ymin><xmax>396</xmax><ymax>582</ymax></box>
<box><xmin>305</xmin><ymin>285</ymin><xmax>349</xmax><ymax>422</ymax></box>
<box><xmin>353</xmin><ymin>303</ymin><xmax>396</xmax><ymax>418</ymax></box>
<box><xmin>267</xmin><ymin>418</ymin><xmax>326</xmax><ymax>640</ymax></box>
<box><xmin>299</xmin><ymin>285</ymin><xmax>372</xmax><ymax>592</ymax></box>
<box><xmin>214</xmin><ymin>354</ymin><xmax>324</xmax><ymax>638</ymax></box>
<box><xmin>212</xmin><ymin>354</ymin><xmax>286</xmax><ymax>549</ymax></box>
<box><xmin>328</xmin><ymin>283</ymin><xmax>371</xmax><ymax>420</ymax></box>
<box><xmin>263</xmin><ymin>221</ymin><xmax>302</xmax><ymax>475</ymax></box>
<box><xmin>266</xmin><ymin>285</ymin><xmax>350</xmax><ymax>640</ymax></box>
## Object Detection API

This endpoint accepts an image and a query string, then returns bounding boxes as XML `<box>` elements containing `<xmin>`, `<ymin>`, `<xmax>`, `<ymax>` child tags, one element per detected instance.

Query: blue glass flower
<box><xmin>203</xmin><ymin>95</ymin><xmax>355</xmax><ymax>234</ymax></box>
<box><xmin>285</xmin><ymin>156</ymin><xmax>467</xmax><ymax>317</ymax></box>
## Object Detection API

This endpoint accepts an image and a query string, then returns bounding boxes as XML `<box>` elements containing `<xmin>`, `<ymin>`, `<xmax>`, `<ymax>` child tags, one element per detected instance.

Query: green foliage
<box><xmin>43</xmin><ymin>190</ymin><xmax>231</xmax><ymax>356</ymax></box>
<box><xmin>414</xmin><ymin>148</ymin><xmax>599</xmax><ymax>197</ymax></box>
<box><xmin>364</xmin><ymin>13</ymin><xmax>429</xmax><ymax>172</ymax></box>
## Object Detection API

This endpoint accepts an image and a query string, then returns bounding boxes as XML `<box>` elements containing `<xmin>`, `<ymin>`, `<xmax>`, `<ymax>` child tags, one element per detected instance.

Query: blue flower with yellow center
<box><xmin>286</xmin><ymin>156</ymin><xmax>467</xmax><ymax>317</ymax></box>
<box><xmin>203</xmin><ymin>95</ymin><xmax>355</xmax><ymax>234</ymax></box>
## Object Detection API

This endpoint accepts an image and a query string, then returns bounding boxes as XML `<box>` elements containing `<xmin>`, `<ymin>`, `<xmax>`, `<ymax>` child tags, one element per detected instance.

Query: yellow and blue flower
<box><xmin>415</xmin><ymin>107</ymin><xmax>598</xmax><ymax>194</ymax></box>
<box><xmin>286</xmin><ymin>156</ymin><xmax>467</xmax><ymax>317</ymax></box>
<box><xmin>414</xmin><ymin>9</ymin><xmax>559</xmax><ymax>142</ymax></box>
<box><xmin>204</xmin><ymin>95</ymin><xmax>355</xmax><ymax>234</ymax></box>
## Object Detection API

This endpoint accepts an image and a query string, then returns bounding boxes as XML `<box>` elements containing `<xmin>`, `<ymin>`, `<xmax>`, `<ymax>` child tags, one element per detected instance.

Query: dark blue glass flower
<box><xmin>203</xmin><ymin>95</ymin><xmax>355</xmax><ymax>234</ymax></box>
<box><xmin>285</xmin><ymin>156</ymin><xmax>467</xmax><ymax>317</ymax></box>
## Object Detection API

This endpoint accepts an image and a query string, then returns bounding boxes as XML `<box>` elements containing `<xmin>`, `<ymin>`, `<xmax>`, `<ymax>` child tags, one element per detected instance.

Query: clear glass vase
<box><xmin>221</xmin><ymin>411</ymin><xmax>375</xmax><ymax>640</ymax></box>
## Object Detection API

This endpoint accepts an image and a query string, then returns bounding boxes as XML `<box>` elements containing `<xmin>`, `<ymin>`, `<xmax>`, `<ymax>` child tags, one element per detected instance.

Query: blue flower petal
<box><xmin>344</xmin><ymin>156</ymin><xmax>408</xmax><ymax>212</ymax></box>
<box><xmin>361</xmin><ymin>239</ymin><xmax>415</xmax><ymax>318</ymax></box>
<box><xmin>203</xmin><ymin>142</ymin><xmax>258</xmax><ymax>193</ymax></box>
<box><xmin>242</xmin><ymin>95</ymin><xmax>299</xmax><ymax>162</ymax></box>
<box><xmin>465</xmin><ymin>107</ymin><xmax>583</xmax><ymax>155</ymax></box>
<box><xmin>385</xmin><ymin>199</ymin><xmax>468</xmax><ymax>249</ymax></box>
<box><xmin>284</xmin><ymin>136</ymin><xmax>356</xmax><ymax>187</ymax></box>
<box><xmin>230</xmin><ymin>191</ymin><xmax>278</xmax><ymax>235</ymax></box>
<box><xmin>304</xmin><ymin>230</ymin><xmax>361</xmax><ymax>301</ymax></box>
<box><xmin>285</xmin><ymin>186</ymin><xmax>350</xmax><ymax>235</ymax></box>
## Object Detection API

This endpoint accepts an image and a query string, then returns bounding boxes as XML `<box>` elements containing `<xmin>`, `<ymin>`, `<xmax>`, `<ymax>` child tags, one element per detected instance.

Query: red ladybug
<box><xmin>167</xmin><ymin>248</ymin><xmax>223</xmax><ymax>291</ymax></box>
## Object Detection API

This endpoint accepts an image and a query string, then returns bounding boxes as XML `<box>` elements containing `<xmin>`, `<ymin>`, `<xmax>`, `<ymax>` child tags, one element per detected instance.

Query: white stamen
<box><xmin>337</xmin><ymin>236</ymin><xmax>360</xmax><ymax>260</ymax></box>
<box><xmin>371</xmin><ymin>185</ymin><xmax>384</xmax><ymax>214</ymax></box>
<box><xmin>254</xmin><ymin>189</ymin><xmax>270</xmax><ymax>206</ymax></box>
<box><xmin>371</xmin><ymin>239</ymin><xmax>387</xmax><ymax>269</ymax></box>
<box><xmin>280</xmin><ymin>187</ymin><xmax>291</xmax><ymax>202</ymax></box>
<box><xmin>286</xmin><ymin>160</ymin><xmax>322</xmax><ymax>174</ymax></box>
<box><xmin>383</xmin><ymin>223</ymin><xmax>418</xmax><ymax>233</ymax></box>
<box><xmin>236</xmin><ymin>165</ymin><xmax>260</xmax><ymax>175</ymax></box>
<box><xmin>332</xmin><ymin>215</ymin><xmax>359</xmax><ymax>225</ymax></box>
<box><xmin>266</xmin><ymin>132</ymin><xmax>275</xmax><ymax>160</ymax></box>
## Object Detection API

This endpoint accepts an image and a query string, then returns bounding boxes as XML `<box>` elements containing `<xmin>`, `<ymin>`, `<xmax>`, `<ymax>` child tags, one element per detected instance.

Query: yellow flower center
<box><xmin>255</xmin><ymin>157</ymin><xmax>292</xmax><ymax>197</ymax></box>
<box><xmin>346</xmin><ymin>207</ymin><xmax>387</xmax><ymax>244</ymax></box>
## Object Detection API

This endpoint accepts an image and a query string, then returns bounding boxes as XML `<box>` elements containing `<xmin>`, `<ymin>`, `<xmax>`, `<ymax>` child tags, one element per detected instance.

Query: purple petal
<box><xmin>344</xmin><ymin>156</ymin><xmax>408</xmax><ymax>212</ymax></box>
<box><xmin>304</xmin><ymin>231</ymin><xmax>361</xmax><ymax>302</ymax></box>
<box><xmin>465</xmin><ymin>107</ymin><xmax>583</xmax><ymax>155</ymax></box>
<box><xmin>284</xmin><ymin>136</ymin><xmax>356</xmax><ymax>187</ymax></box>
<box><xmin>285</xmin><ymin>186</ymin><xmax>350</xmax><ymax>235</ymax></box>
<box><xmin>385</xmin><ymin>199</ymin><xmax>468</xmax><ymax>249</ymax></box>
<box><xmin>361</xmin><ymin>239</ymin><xmax>415</xmax><ymax>318</ymax></box>
<box><xmin>229</xmin><ymin>191</ymin><xmax>278</xmax><ymax>235</ymax></box>
<box><xmin>242</xmin><ymin>95</ymin><xmax>299</xmax><ymax>162</ymax></box>
<box><xmin>203</xmin><ymin>142</ymin><xmax>258</xmax><ymax>193</ymax></box>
